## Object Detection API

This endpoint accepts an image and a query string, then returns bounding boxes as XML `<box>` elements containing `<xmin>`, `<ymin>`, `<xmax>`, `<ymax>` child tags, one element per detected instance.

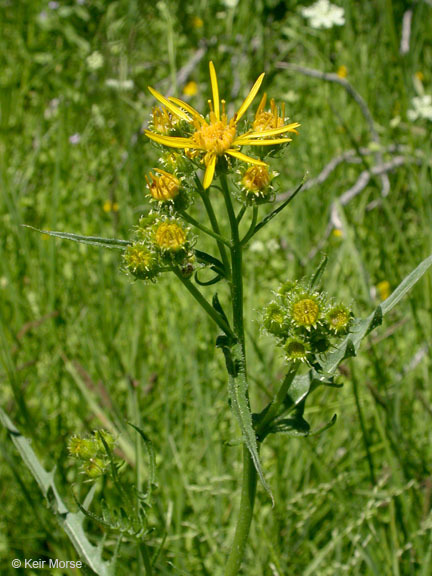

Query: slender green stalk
<box><xmin>174</xmin><ymin>270</ymin><xmax>235</xmax><ymax>339</ymax></box>
<box><xmin>220</xmin><ymin>174</ymin><xmax>244</xmax><ymax>345</ymax></box>
<box><xmin>195</xmin><ymin>175</ymin><xmax>232</xmax><ymax>277</ymax></box>
<box><xmin>180</xmin><ymin>210</ymin><xmax>231</xmax><ymax>247</ymax></box>
<box><xmin>224</xmin><ymin>446</ymin><xmax>257</xmax><ymax>576</ymax></box>
<box><xmin>256</xmin><ymin>362</ymin><xmax>299</xmax><ymax>439</ymax></box>
<box><xmin>240</xmin><ymin>205</ymin><xmax>258</xmax><ymax>246</ymax></box>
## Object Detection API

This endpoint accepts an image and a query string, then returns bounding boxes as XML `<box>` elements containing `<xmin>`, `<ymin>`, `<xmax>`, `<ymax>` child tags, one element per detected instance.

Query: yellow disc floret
<box><xmin>291</xmin><ymin>298</ymin><xmax>320</xmax><ymax>328</ymax></box>
<box><xmin>146</xmin><ymin>169</ymin><xmax>180</xmax><ymax>202</ymax></box>
<box><xmin>192</xmin><ymin>105</ymin><xmax>236</xmax><ymax>156</ymax></box>
<box><xmin>242</xmin><ymin>165</ymin><xmax>272</xmax><ymax>195</ymax></box>
<box><xmin>154</xmin><ymin>221</ymin><xmax>187</xmax><ymax>252</ymax></box>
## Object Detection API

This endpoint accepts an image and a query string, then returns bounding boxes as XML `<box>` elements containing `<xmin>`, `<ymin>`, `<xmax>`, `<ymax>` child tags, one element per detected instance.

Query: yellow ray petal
<box><xmin>168</xmin><ymin>97</ymin><xmax>206</xmax><ymax>123</ymax></box>
<box><xmin>145</xmin><ymin>130</ymin><xmax>198</xmax><ymax>149</ymax></box>
<box><xmin>203</xmin><ymin>154</ymin><xmax>217</xmax><ymax>189</ymax></box>
<box><xmin>235</xmin><ymin>73</ymin><xmax>265</xmax><ymax>123</ymax></box>
<box><xmin>209</xmin><ymin>61</ymin><xmax>220</xmax><ymax>121</ymax></box>
<box><xmin>226</xmin><ymin>149</ymin><xmax>267</xmax><ymax>166</ymax></box>
<box><xmin>148</xmin><ymin>87</ymin><xmax>191</xmax><ymax>122</ymax></box>
<box><xmin>247</xmin><ymin>123</ymin><xmax>301</xmax><ymax>138</ymax></box>
<box><xmin>233</xmin><ymin>137</ymin><xmax>293</xmax><ymax>146</ymax></box>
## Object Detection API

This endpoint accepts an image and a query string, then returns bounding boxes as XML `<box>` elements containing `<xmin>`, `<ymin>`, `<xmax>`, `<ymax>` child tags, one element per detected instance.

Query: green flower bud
<box><xmin>326</xmin><ymin>304</ymin><xmax>352</xmax><ymax>334</ymax></box>
<box><xmin>263</xmin><ymin>302</ymin><xmax>290</xmax><ymax>337</ymax></box>
<box><xmin>284</xmin><ymin>337</ymin><xmax>311</xmax><ymax>362</ymax></box>
<box><xmin>123</xmin><ymin>243</ymin><xmax>158</xmax><ymax>280</ymax></box>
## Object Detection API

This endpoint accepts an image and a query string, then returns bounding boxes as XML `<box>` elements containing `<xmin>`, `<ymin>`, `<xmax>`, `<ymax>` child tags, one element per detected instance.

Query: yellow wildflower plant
<box><xmin>145</xmin><ymin>61</ymin><xmax>300</xmax><ymax>189</ymax></box>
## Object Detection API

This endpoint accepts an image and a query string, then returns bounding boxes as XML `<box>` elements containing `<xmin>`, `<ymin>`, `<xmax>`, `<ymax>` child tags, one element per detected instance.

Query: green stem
<box><xmin>195</xmin><ymin>175</ymin><xmax>232</xmax><ymax>278</ymax></box>
<box><xmin>241</xmin><ymin>206</ymin><xmax>259</xmax><ymax>246</ymax></box>
<box><xmin>256</xmin><ymin>362</ymin><xmax>299</xmax><ymax>439</ymax></box>
<box><xmin>181</xmin><ymin>211</ymin><xmax>231</xmax><ymax>247</ymax></box>
<box><xmin>220</xmin><ymin>174</ymin><xmax>255</xmax><ymax>575</ymax></box>
<box><xmin>174</xmin><ymin>270</ymin><xmax>235</xmax><ymax>339</ymax></box>
<box><xmin>224</xmin><ymin>446</ymin><xmax>257</xmax><ymax>576</ymax></box>
<box><xmin>220</xmin><ymin>174</ymin><xmax>244</xmax><ymax>345</ymax></box>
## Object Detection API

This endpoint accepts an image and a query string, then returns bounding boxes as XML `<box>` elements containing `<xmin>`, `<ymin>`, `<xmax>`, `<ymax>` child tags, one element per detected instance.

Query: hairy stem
<box><xmin>220</xmin><ymin>174</ymin><xmax>255</xmax><ymax>575</ymax></box>
<box><xmin>224</xmin><ymin>446</ymin><xmax>257</xmax><ymax>576</ymax></box>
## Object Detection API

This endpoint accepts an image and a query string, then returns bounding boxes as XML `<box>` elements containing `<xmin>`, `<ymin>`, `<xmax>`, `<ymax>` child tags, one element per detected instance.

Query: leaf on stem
<box><xmin>23</xmin><ymin>225</ymin><xmax>131</xmax><ymax>250</ymax></box>
<box><xmin>225</xmin><ymin>343</ymin><xmax>273</xmax><ymax>501</ymax></box>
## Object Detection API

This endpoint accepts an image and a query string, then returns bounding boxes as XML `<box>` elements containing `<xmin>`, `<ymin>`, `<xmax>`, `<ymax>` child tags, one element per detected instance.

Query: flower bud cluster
<box><xmin>263</xmin><ymin>279</ymin><xmax>353</xmax><ymax>363</ymax></box>
<box><xmin>123</xmin><ymin>211</ymin><xmax>196</xmax><ymax>281</ymax></box>
<box><xmin>68</xmin><ymin>430</ymin><xmax>116</xmax><ymax>479</ymax></box>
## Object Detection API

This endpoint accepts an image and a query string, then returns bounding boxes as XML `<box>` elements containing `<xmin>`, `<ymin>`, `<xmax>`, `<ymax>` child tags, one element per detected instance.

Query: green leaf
<box><xmin>309</xmin><ymin>255</ymin><xmax>328</xmax><ymax>289</ymax></box>
<box><xmin>226</xmin><ymin>344</ymin><xmax>273</xmax><ymax>501</ymax></box>
<box><xmin>245</xmin><ymin>181</ymin><xmax>303</xmax><ymax>242</ymax></box>
<box><xmin>128</xmin><ymin>423</ymin><xmax>156</xmax><ymax>501</ymax></box>
<box><xmin>23</xmin><ymin>225</ymin><xmax>131</xmax><ymax>250</ymax></box>
<box><xmin>0</xmin><ymin>408</ymin><xmax>114</xmax><ymax>576</ymax></box>
<box><xmin>381</xmin><ymin>254</ymin><xmax>432</xmax><ymax>315</ymax></box>
<box><xmin>269</xmin><ymin>415</ymin><xmax>310</xmax><ymax>437</ymax></box>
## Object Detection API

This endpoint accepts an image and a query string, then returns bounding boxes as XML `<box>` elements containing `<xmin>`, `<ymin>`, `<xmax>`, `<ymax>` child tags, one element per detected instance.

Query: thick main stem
<box><xmin>221</xmin><ymin>174</ymin><xmax>256</xmax><ymax>576</ymax></box>
<box><xmin>224</xmin><ymin>446</ymin><xmax>257</xmax><ymax>576</ymax></box>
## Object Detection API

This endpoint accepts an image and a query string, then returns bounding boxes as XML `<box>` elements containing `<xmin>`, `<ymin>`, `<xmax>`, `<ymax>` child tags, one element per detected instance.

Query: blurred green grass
<box><xmin>1</xmin><ymin>0</ymin><xmax>431</xmax><ymax>574</ymax></box>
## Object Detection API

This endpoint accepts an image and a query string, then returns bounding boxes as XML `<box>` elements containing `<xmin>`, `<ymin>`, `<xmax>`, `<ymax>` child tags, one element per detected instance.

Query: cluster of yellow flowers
<box><xmin>124</xmin><ymin>61</ymin><xmax>299</xmax><ymax>280</ymax></box>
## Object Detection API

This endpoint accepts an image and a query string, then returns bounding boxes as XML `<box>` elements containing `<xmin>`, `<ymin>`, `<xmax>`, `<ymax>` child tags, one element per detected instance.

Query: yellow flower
<box><xmin>253</xmin><ymin>93</ymin><xmax>293</xmax><ymax>133</ymax></box>
<box><xmin>152</xmin><ymin>106</ymin><xmax>178</xmax><ymax>134</ymax></box>
<box><xmin>191</xmin><ymin>16</ymin><xmax>204</xmax><ymax>28</ymax></box>
<box><xmin>183</xmin><ymin>81</ymin><xmax>198</xmax><ymax>96</ymax></box>
<box><xmin>145</xmin><ymin>61</ymin><xmax>300</xmax><ymax>189</ymax></box>
<box><xmin>241</xmin><ymin>165</ymin><xmax>272</xmax><ymax>197</ymax></box>
<box><xmin>376</xmin><ymin>280</ymin><xmax>391</xmax><ymax>301</ymax></box>
<box><xmin>337</xmin><ymin>65</ymin><xmax>348</xmax><ymax>79</ymax></box>
<box><xmin>292</xmin><ymin>298</ymin><xmax>320</xmax><ymax>328</ymax></box>
<box><xmin>145</xmin><ymin>168</ymin><xmax>180</xmax><ymax>201</ymax></box>
<box><xmin>415</xmin><ymin>71</ymin><xmax>424</xmax><ymax>82</ymax></box>
<box><xmin>154</xmin><ymin>221</ymin><xmax>187</xmax><ymax>252</ymax></box>
<box><xmin>332</xmin><ymin>228</ymin><xmax>343</xmax><ymax>238</ymax></box>
<box><xmin>103</xmin><ymin>200</ymin><xmax>119</xmax><ymax>212</ymax></box>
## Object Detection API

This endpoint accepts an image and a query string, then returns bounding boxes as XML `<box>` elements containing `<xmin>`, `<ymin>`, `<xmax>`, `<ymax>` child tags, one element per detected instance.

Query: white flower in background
<box><xmin>407</xmin><ymin>95</ymin><xmax>432</xmax><ymax>121</ymax></box>
<box><xmin>106</xmin><ymin>78</ymin><xmax>134</xmax><ymax>91</ymax></box>
<box><xmin>69</xmin><ymin>133</ymin><xmax>81</xmax><ymax>145</ymax></box>
<box><xmin>249</xmin><ymin>240</ymin><xmax>265</xmax><ymax>254</ymax></box>
<box><xmin>301</xmin><ymin>0</ymin><xmax>345</xmax><ymax>29</ymax></box>
<box><xmin>86</xmin><ymin>51</ymin><xmax>104</xmax><ymax>71</ymax></box>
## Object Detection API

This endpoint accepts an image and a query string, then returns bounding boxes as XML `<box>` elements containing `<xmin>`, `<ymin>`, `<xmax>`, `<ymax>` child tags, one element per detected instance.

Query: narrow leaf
<box><xmin>226</xmin><ymin>344</ymin><xmax>273</xmax><ymax>501</ymax></box>
<box><xmin>23</xmin><ymin>225</ymin><xmax>131</xmax><ymax>250</ymax></box>
<box><xmin>248</xmin><ymin>181</ymin><xmax>303</xmax><ymax>241</ymax></box>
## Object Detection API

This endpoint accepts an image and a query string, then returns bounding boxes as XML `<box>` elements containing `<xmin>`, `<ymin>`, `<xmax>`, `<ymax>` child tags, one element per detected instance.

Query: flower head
<box><xmin>240</xmin><ymin>164</ymin><xmax>276</xmax><ymax>202</ymax></box>
<box><xmin>326</xmin><ymin>304</ymin><xmax>352</xmax><ymax>334</ymax></box>
<box><xmin>145</xmin><ymin>62</ymin><xmax>299</xmax><ymax>189</ymax></box>
<box><xmin>124</xmin><ymin>243</ymin><xmax>158</xmax><ymax>280</ymax></box>
<box><xmin>284</xmin><ymin>337</ymin><xmax>311</xmax><ymax>362</ymax></box>
<box><xmin>154</xmin><ymin>221</ymin><xmax>188</xmax><ymax>252</ymax></box>
<box><xmin>301</xmin><ymin>0</ymin><xmax>345</xmax><ymax>30</ymax></box>
<box><xmin>146</xmin><ymin>169</ymin><xmax>180</xmax><ymax>202</ymax></box>
<box><xmin>288</xmin><ymin>290</ymin><xmax>325</xmax><ymax>330</ymax></box>
<box><xmin>407</xmin><ymin>95</ymin><xmax>432</xmax><ymax>122</ymax></box>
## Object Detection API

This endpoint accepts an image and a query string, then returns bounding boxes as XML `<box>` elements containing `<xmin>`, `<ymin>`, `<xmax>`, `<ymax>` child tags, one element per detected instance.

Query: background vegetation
<box><xmin>1</xmin><ymin>0</ymin><xmax>431</xmax><ymax>574</ymax></box>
